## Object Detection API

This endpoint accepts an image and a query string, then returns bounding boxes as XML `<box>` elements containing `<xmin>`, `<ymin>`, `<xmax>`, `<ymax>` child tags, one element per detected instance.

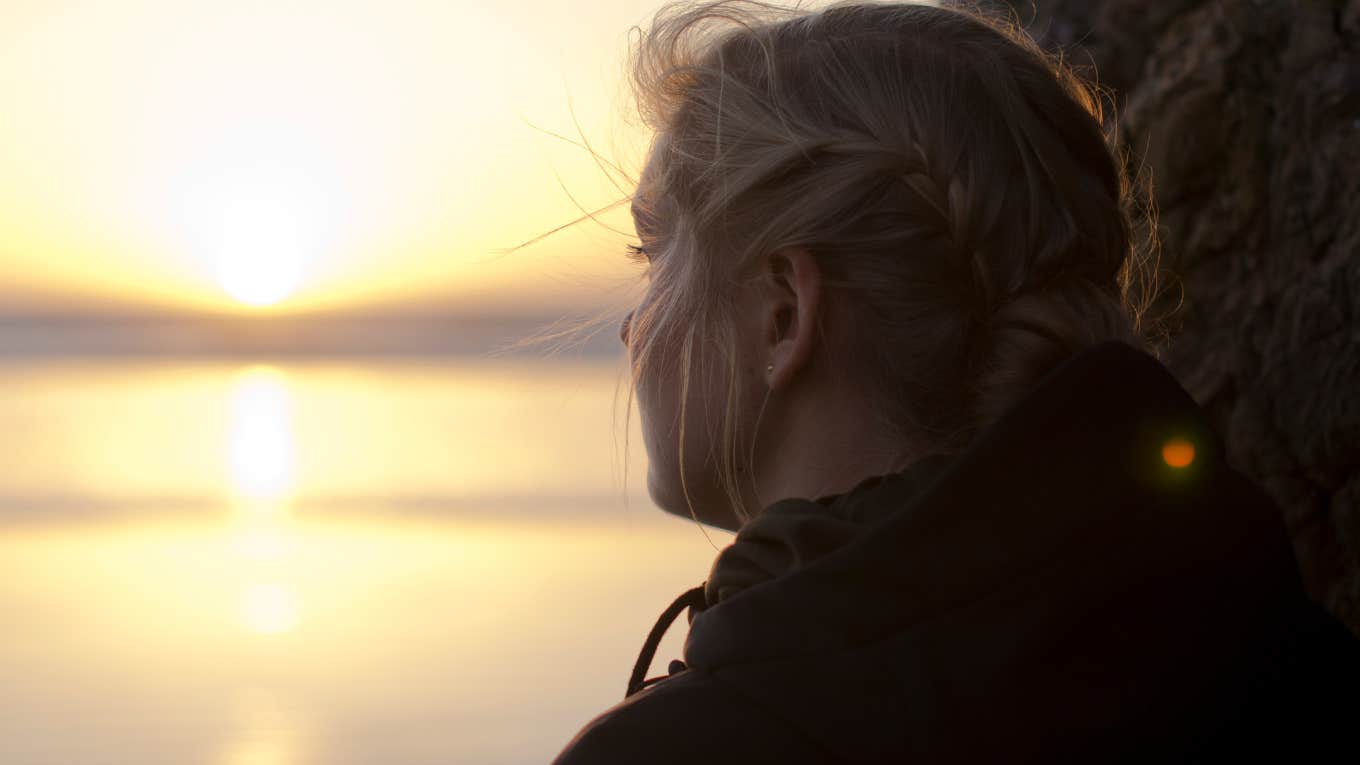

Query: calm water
<box><xmin>0</xmin><ymin>356</ymin><xmax>732</xmax><ymax>764</ymax></box>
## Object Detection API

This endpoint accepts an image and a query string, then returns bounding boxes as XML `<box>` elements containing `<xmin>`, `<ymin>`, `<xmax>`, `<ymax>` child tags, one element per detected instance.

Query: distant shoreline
<box><xmin>0</xmin><ymin>312</ymin><xmax>623</xmax><ymax>358</ymax></box>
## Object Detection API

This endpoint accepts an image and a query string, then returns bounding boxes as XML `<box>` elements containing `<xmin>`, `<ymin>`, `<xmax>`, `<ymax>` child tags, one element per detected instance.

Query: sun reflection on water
<box><xmin>228</xmin><ymin>366</ymin><xmax>300</xmax><ymax>637</ymax></box>
<box><xmin>222</xmin><ymin>688</ymin><xmax>307</xmax><ymax>765</ymax></box>
<box><xmin>241</xmin><ymin>582</ymin><xmax>300</xmax><ymax>635</ymax></box>
<box><xmin>229</xmin><ymin>367</ymin><xmax>296</xmax><ymax>501</ymax></box>
<box><xmin>0</xmin><ymin>357</ymin><xmax>722</xmax><ymax>764</ymax></box>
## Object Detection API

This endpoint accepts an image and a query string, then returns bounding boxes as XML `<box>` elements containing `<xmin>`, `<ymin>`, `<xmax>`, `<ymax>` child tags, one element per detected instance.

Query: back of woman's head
<box><xmin>623</xmin><ymin>0</ymin><xmax>1167</xmax><ymax>523</ymax></box>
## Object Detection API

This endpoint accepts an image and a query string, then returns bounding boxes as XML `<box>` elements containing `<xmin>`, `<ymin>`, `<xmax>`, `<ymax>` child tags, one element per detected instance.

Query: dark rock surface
<box><xmin>985</xmin><ymin>0</ymin><xmax>1360</xmax><ymax>634</ymax></box>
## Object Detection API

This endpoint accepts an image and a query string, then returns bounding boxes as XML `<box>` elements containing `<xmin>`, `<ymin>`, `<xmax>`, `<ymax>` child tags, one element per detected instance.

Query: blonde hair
<box><xmin>521</xmin><ymin>0</ymin><xmax>1173</xmax><ymax>530</ymax></box>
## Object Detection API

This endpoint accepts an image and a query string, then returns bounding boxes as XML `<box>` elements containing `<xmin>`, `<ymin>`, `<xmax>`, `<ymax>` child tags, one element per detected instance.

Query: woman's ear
<box><xmin>762</xmin><ymin>247</ymin><xmax>822</xmax><ymax>391</ymax></box>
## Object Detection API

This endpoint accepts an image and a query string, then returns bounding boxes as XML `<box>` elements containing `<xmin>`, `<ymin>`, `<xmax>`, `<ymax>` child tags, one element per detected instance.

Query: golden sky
<box><xmin>0</xmin><ymin>0</ymin><xmax>670</xmax><ymax>317</ymax></box>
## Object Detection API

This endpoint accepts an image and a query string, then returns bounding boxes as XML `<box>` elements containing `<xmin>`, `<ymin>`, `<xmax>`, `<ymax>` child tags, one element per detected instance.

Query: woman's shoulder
<box><xmin>550</xmin><ymin>668</ymin><xmax>845</xmax><ymax>765</ymax></box>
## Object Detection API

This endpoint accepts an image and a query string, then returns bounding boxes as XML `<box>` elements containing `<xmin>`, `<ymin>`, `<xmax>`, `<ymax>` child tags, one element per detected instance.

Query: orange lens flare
<box><xmin>1161</xmin><ymin>438</ymin><xmax>1196</xmax><ymax>469</ymax></box>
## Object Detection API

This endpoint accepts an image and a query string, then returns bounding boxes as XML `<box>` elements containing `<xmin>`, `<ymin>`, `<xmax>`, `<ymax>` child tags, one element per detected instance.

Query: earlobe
<box><xmin>765</xmin><ymin>247</ymin><xmax>822</xmax><ymax>390</ymax></box>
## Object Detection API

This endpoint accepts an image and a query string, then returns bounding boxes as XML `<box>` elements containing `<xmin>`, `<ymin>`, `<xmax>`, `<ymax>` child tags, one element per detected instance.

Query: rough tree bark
<box><xmin>986</xmin><ymin>0</ymin><xmax>1360</xmax><ymax>634</ymax></box>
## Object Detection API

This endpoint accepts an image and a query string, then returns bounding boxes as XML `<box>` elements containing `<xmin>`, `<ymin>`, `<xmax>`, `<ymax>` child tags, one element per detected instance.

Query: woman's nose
<box><xmin>619</xmin><ymin>310</ymin><xmax>634</xmax><ymax>346</ymax></box>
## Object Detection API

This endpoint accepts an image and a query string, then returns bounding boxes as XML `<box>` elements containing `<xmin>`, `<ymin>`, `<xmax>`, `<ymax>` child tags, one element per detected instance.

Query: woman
<box><xmin>553</xmin><ymin>1</ymin><xmax>1360</xmax><ymax>762</ymax></box>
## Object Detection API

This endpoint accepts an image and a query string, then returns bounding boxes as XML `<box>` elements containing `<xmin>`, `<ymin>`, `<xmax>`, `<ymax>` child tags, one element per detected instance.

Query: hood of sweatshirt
<box><xmin>700</xmin><ymin>450</ymin><xmax>958</xmax><ymax>607</ymax></box>
<box><xmin>662</xmin><ymin>339</ymin><xmax>1313</xmax><ymax>761</ymax></box>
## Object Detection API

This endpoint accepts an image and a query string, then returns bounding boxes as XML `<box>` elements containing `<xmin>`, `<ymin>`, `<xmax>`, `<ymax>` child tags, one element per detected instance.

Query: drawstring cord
<box><xmin>625</xmin><ymin>582</ymin><xmax>708</xmax><ymax>699</ymax></box>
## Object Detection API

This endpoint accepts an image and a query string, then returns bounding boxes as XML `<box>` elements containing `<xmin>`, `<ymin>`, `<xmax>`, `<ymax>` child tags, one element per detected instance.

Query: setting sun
<box><xmin>216</xmin><ymin>244</ymin><xmax>305</xmax><ymax>307</ymax></box>
<box><xmin>196</xmin><ymin>164</ymin><xmax>323</xmax><ymax>307</ymax></box>
<box><xmin>0</xmin><ymin>0</ymin><xmax>651</xmax><ymax>317</ymax></box>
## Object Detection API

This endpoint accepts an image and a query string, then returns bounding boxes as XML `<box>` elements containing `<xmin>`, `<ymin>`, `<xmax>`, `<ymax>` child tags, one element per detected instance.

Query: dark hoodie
<box><xmin>552</xmin><ymin>340</ymin><xmax>1360</xmax><ymax>764</ymax></box>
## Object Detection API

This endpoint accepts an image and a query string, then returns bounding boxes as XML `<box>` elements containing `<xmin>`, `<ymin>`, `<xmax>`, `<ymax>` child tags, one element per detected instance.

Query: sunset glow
<box><xmin>0</xmin><ymin>0</ymin><xmax>656</xmax><ymax>316</ymax></box>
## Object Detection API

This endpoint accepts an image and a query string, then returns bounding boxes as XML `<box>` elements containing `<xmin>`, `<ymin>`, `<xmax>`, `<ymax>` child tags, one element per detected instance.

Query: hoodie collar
<box><xmin>683</xmin><ymin>339</ymin><xmax>1230</xmax><ymax>669</ymax></box>
<box><xmin>702</xmin><ymin>451</ymin><xmax>958</xmax><ymax>607</ymax></box>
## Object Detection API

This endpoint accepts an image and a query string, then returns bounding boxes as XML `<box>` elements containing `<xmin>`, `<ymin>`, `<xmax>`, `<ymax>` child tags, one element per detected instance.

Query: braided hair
<box><xmin>624</xmin><ymin>0</ymin><xmax>1167</xmax><ymax>525</ymax></box>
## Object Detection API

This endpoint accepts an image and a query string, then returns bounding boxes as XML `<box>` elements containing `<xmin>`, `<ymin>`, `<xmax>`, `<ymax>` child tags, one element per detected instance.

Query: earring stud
<box><xmin>766</xmin><ymin>363</ymin><xmax>774</xmax><ymax>373</ymax></box>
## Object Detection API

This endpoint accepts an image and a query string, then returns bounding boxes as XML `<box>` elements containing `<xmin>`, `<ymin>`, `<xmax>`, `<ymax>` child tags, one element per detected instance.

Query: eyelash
<box><xmin>625</xmin><ymin>243</ymin><xmax>649</xmax><ymax>263</ymax></box>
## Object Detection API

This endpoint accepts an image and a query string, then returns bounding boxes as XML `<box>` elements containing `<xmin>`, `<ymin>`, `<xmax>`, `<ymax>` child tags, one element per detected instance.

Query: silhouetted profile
<box><xmin>552</xmin><ymin>1</ymin><xmax>1360</xmax><ymax>761</ymax></box>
